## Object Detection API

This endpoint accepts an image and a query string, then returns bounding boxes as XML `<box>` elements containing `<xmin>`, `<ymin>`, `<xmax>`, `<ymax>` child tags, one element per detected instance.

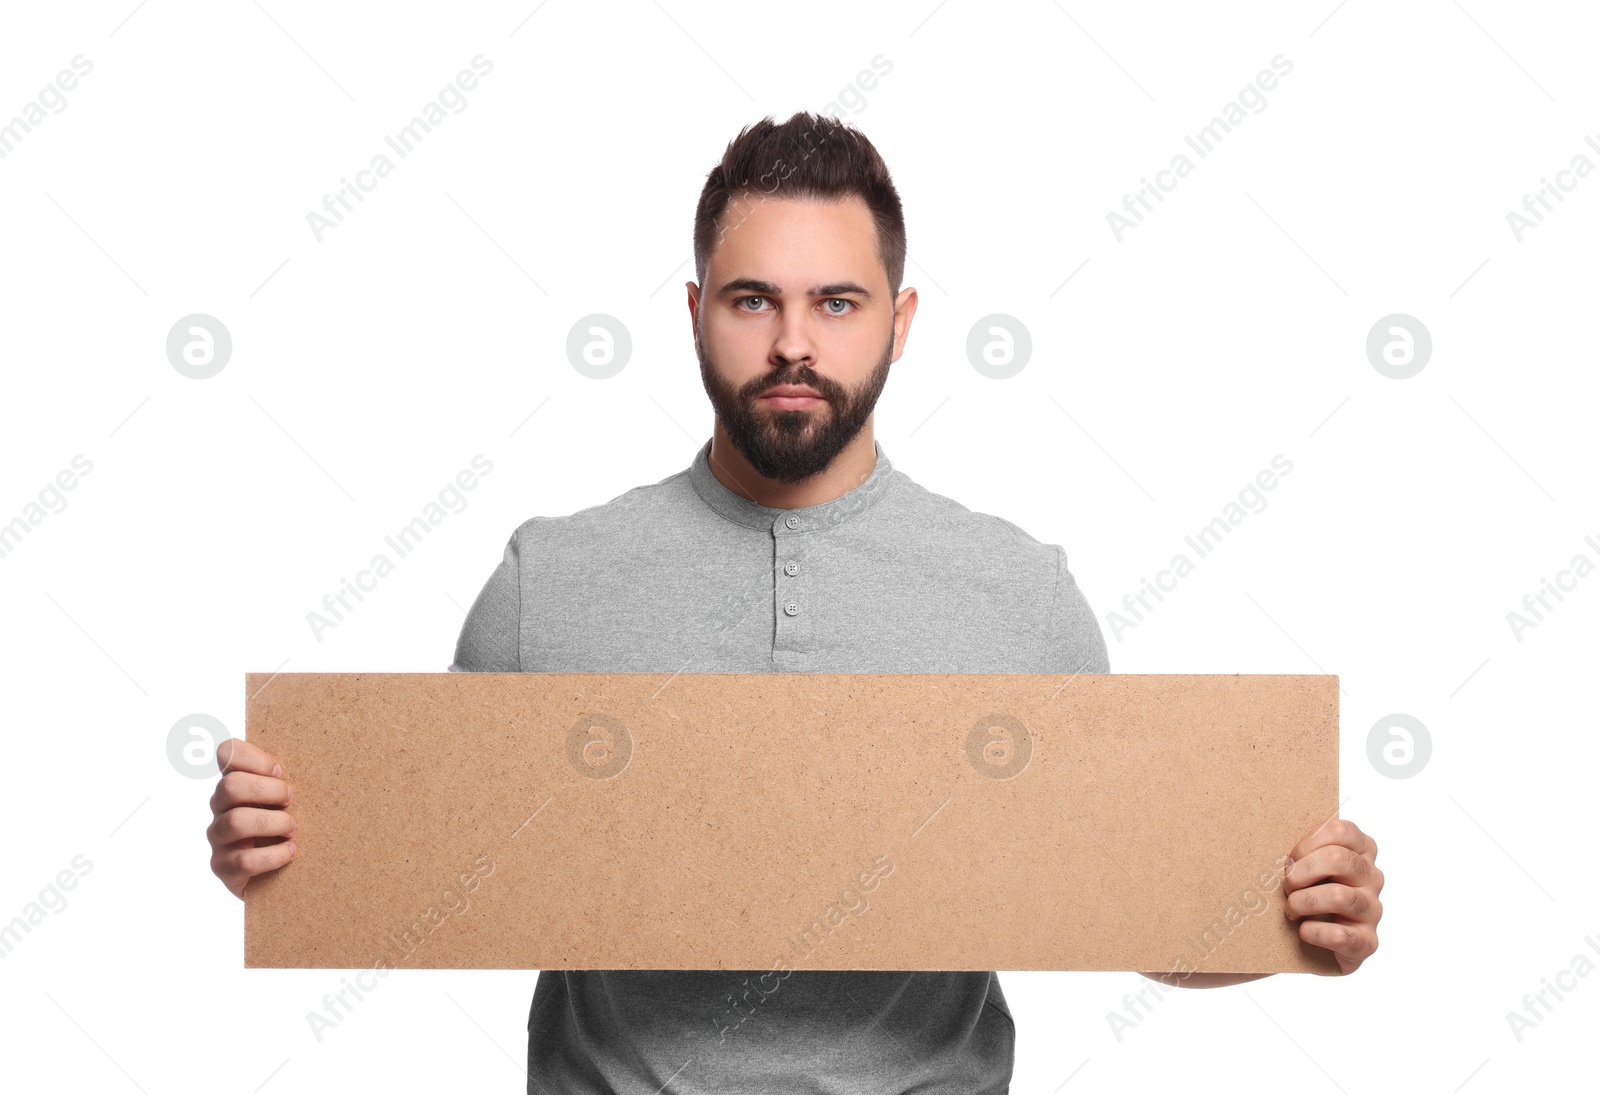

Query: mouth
<box><xmin>758</xmin><ymin>385</ymin><xmax>825</xmax><ymax>410</ymax></box>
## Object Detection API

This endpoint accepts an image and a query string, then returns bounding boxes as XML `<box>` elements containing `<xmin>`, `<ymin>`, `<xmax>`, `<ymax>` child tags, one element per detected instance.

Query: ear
<box><xmin>686</xmin><ymin>282</ymin><xmax>702</xmax><ymax>339</ymax></box>
<box><xmin>890</xmin><ymin>285</ymin><xmax>918</xmax><ymax>362</ymax></box>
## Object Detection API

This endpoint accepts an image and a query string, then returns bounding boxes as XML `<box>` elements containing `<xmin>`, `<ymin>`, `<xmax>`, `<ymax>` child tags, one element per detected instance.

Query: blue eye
<box><xmin>738</xmin><ymin>296</ymin><xmax>767</xmax><ymax>311</ymax></box>
<box><xmin>823</xmin><ymin>299</ymin><xmax>853</xmax><ymax>315</ymax></box>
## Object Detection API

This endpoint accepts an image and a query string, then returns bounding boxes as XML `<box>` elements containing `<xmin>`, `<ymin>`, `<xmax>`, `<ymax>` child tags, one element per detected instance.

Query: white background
<box><xmin>1</xmin><ymin>1</ymin><xmax>1595</xmax><ymax>1092</ymax></box>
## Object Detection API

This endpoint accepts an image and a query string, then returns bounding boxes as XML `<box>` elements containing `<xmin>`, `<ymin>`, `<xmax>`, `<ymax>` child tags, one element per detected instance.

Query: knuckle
<box><xmin>226</xmin><ymin>771</ymin><xmax>276</xmax><ymax>804</ymax></box>
<box><xmin>214</xmin><ymin>811</ymin><xmax>241</xmax><ymax>841</ymax></box>
<box><xmin>1342</xmin><ymin>847</ymin><xmax>1367</xmax><ymax>878</ymax></box>
<box><xmin>230</xmin><ymin>809</ymin><xmax>263</xmax><ymax>839</ymax></box>
<box><xmin>239</xmin><ymin>847</ymin><xmax>268</xmax><ymax>878</ymax></box>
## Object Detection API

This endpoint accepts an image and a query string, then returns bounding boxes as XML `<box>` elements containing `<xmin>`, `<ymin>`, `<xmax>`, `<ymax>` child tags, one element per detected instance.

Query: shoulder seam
<box><xmin>511</xmin><ymin>524</ymin><xmax>524</xmax><ymax>672</ymax></box>
<box><xmin>1047</xmin><ymin>543</ymin><xmax>1066</xmax><ymax>648</ymax></box>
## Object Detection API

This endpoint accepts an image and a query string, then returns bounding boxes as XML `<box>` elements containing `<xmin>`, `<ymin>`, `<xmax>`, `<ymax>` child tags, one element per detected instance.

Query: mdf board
<box><xmin>243</xmin><ymin>672</ymin><xmax>1340</xmax><ymax>975</ymax></box>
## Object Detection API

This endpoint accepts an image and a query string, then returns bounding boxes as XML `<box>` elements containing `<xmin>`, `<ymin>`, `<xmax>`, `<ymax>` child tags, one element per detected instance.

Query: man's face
<box><xmin>693</xmin><ymin>194</ymin><xmax>901</xmax><ymax>484</ymax></box>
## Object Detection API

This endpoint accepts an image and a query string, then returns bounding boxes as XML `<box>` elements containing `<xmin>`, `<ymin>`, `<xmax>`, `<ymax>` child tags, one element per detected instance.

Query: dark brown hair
<box><xmin>693</xmin><ymin>111</ymin><xmax>906</xmax><ymax>298</ymax></box>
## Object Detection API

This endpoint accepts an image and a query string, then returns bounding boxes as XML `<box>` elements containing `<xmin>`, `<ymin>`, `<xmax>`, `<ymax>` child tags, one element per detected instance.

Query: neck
<box><xmin>706</xmin><ymin>419</ymin><xmax>878</xmax><ymax>509</ymax></box>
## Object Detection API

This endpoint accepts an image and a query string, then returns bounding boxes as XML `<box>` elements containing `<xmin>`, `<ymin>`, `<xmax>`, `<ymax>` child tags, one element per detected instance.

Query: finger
<box><xmin>211</xmin><ymin>839</ymin><xmax>297</xmax><ymax>888</ymax></box>
<box><xmin>209</xmin><ymin>770</ymin><xmax>292</xmax><ymax>815</ymax></box>
<box><xmin>216</xmin><ymin>738</ymin><xmax>283</xmax><ymax>778</ymax></box>
<box><xmin>208</xmin><ymin>806</ymin><xmax>297</xmax><ymax>846</ymax></box>
<box><xmin>1297</xmin><ymin>917</ymin><xmax>1378</xmax><ymax>971</ymax></box>
<box><xmin>1285</xmin><ymin>882</ymin><xmax>1381</xmax><ymax>923</ymax></box>
<box><xmin>1283</xmin><ymin>842</ymin><xmax>1377</xmax><ymax>895</ymax></box>
<box><xmin>1288</xmin><ymin>817</ymin><xmax>1375</xmax><ymax>867</ymax></box>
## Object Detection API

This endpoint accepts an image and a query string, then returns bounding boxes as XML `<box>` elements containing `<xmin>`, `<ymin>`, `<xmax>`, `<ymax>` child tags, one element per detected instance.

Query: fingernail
<box><xmin>287</xmin><ymin>842</ymin><xmax>297</xmax><ymax>858</ymax></box>
<box><xmin>1285</xmin><ymin>856</ymin><xmax>1294</xmax><ymax>876</ymax></box>
<box><xmin>271</xmin><ymin>762</ymin><xmax>282</xmax><ymax>777</ymax></box>
<box><xmin>285</xmin><ymin>784</ymin><xmax>293</xmax><ymax>803</ymax></box>
<box><xmin>289</xmin><ymin>816</ymin><xmax>297</xmax><ymax>833</ymax></box>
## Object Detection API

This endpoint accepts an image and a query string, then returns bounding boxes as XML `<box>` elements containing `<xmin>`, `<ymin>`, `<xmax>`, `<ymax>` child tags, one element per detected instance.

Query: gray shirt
<box><xmin>450</xmin><ymin>437</ymin><xmax>1109</xmax><ymax>1094</ymax></box>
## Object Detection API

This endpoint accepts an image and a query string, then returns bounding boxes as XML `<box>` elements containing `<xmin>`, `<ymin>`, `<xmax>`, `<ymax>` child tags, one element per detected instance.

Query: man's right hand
<box><xmin>207</xmin><ymin>738</ymin><xmax>297</xmax><ymax>899</ymax></box>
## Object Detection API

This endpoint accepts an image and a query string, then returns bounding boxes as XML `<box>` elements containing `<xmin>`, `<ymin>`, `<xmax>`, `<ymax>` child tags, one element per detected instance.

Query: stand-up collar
<box><xmin>688</xmin><ymin>438</ymin><xmax>895</xmax><ymax>534</ymax></box>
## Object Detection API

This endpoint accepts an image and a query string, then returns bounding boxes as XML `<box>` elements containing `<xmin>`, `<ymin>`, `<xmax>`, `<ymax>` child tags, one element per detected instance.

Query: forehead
<box><xmin>709</xmin><ymin>194</ymin><xmax>882</xmax><ymax>287</ymax></box>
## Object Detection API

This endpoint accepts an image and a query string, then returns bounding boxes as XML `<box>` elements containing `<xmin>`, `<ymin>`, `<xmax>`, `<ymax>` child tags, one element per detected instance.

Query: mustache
<box><xmin>745</xmin><ymin>369</ymin><xmax>841</xmax><ymax>400</ymax></box>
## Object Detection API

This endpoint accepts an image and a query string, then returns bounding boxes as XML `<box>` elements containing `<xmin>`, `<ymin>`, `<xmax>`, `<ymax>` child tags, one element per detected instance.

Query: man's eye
<box><xmin>823</xmin><ymin>299</ymin><xmax>853</xmax><ymax>315</ymax></box>
<box><xmin>738</xmin><ymin>296</ymin><xmax>767</xmax><ymax>312</ymax></box>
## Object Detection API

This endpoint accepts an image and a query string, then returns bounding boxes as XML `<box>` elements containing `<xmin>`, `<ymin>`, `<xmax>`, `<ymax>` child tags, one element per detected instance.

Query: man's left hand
<box><xmin>1283</xmin><ymin>817</ymin><xmax>1384</xmax><ymax>974</ymax></box>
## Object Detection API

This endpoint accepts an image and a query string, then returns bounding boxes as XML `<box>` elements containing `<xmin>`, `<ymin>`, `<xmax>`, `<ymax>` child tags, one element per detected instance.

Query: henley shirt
<box><xmin>450</xmin><ymin>436</ymin><xmax>1110</xmax><ymax>1095</ymax></box>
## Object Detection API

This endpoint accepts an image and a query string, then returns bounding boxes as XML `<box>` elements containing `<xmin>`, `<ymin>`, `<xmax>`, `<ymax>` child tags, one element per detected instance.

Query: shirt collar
<box><xmin>688</xmin><ymin>437</ymin><xmax>894</xmax><ymax>534</ymax></box>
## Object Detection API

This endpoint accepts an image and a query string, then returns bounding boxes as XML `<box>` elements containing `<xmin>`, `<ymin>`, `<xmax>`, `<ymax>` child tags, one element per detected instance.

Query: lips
<box><xmin>759</xmin><ymin>384</ymin><xmax>825</xmax><ymax>409</ymax></box>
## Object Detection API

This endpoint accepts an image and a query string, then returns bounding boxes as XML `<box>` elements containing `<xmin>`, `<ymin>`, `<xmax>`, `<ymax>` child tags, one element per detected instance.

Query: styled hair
<box><xmin>693</xmin><ymin>112</ymin><xmax>906</xmax><ymax>298</ymax></box>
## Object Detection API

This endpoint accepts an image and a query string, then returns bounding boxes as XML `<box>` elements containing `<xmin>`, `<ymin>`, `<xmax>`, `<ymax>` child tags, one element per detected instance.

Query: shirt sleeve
<box><xmin>1049</xmin><ymin>543</ymin><xmax>1110</xmax><ymax>674</ymax></box>
<box><xmin>448</xmin><ymin>526</ymin><xmax>523</xmax><ymax>672</ymax></box>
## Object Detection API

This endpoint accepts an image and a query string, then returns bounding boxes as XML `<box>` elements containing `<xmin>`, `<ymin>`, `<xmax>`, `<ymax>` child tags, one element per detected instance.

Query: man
<box><xmin>208</xmin><ymin>112</ymin><xmax>1383</xmax><ymax>1093</ymax></box>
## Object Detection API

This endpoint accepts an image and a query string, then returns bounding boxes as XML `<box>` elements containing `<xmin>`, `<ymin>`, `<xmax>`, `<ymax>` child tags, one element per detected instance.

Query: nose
<box><xmin>769</xmin><ymin>309</ymin><xmax>818</xmax><ymax>369</ymax></box>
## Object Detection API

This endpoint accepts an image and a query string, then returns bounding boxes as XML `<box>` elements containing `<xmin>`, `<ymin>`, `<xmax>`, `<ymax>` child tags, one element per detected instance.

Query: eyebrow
<box><xmin>716</xmin><ymin>277</ymin><xmax>874</xmax><ymax>301</ymax></box>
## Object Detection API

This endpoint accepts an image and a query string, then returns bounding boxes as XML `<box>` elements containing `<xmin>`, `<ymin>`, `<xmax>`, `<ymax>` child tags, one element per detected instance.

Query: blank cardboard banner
<box><xmin>243</xmin><ymin>672</ymin><xmax>1340</xmax><ymax>975</ymax></box>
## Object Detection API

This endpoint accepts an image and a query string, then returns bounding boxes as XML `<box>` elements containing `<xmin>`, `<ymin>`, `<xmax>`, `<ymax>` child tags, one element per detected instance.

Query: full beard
<box><xmin>697</xmin><ymin>329</ymin><xmax>894</xmax><ymax>484</ymax></box>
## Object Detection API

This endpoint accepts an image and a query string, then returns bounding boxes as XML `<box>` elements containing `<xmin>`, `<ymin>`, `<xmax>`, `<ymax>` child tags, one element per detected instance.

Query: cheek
<box><xmin>829</xmin><ymin>331</ymin><xmax>886</xmax><ymax>378</ymax></box>
<box><xmin>704</xmin><ymin>319</ymin><xmax>769</xmax><ymax>373</ymax></box>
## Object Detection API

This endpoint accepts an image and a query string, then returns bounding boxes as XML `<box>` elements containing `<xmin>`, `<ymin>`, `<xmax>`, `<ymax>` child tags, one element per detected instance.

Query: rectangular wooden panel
<box><xmin>243</xmin><ymin>672</ymin><xmax>1339</xmax><ymax>974</ymax></box>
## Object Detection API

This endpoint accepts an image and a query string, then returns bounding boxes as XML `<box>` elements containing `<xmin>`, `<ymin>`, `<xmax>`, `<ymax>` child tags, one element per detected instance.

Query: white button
<box><xmin>785</xmin><ymin>515</ymin><xmax>800</xmax><ymax>529</ymax></box>
<box><xmin>784</xmin><ymin>601</ymin><xmax>799</xmax><ymax>616</ymax></box>
<box><xmin>784</xmin><ymin>561</ymin><xmax>799</xmax><ymax>576</ymax></box>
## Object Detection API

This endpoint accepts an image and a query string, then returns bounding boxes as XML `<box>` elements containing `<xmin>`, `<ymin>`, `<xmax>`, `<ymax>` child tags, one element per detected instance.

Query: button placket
<box><xmin>772</xmin><ymin>514</ymin><xmax>812</xmax><ymax>659</ymax></box>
